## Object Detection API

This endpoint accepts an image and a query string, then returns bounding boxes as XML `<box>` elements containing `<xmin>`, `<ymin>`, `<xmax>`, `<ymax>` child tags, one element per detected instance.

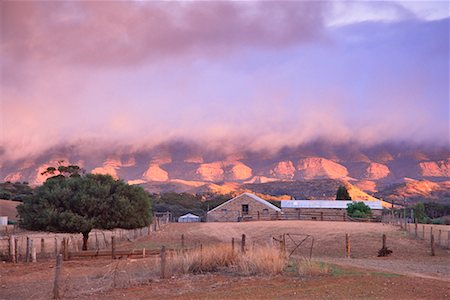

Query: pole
<box><xmin>345</xmin><ymin>233</ymin><xmax>350</xmax><ymax>258</ymax></box>
<box><xmin>111</xmin><ymin>236</ymin><xmax>116</xmax><ymax>259</ymax></box>
<box><xmin>431</xmin><ymin>234</ymin><xmax>435</xmax><ymax>256</ymax></box>
<box><xmin>241</xmin><ymin>234</ymin><xmax>246</xmax><ymax>253</ymax></box>
<box><xmin>181</xmin><ymin>234</ymin><xmax>185</xmax><ymax>251</ymax></box>
<box><xmin>26</xmin><ymin>237</ymin><xmax>30</xmax><ymax>263</ymax></box>
<box><xmin>160</xmin><ymin>246</ymin><xmax>166</xmax><ymax>279</ymax></box>
<box><xmin>9</xmin><ymin>235</ymin><xmax>15</xmax><ymax>263</ymax></box>
<box><xmin>53</xmin><ymin>254</ymin><xmax>62</xmax><ymax>299</ymax></box>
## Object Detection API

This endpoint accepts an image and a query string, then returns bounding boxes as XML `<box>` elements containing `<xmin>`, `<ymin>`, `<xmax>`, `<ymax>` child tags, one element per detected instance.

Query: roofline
<box><xmin>208</xmin><ymin>193</ymin><xmax>281</xmax><ymax>213</ymax></box>
<box><xmin>281</xmin><ymin>199</ymin><xmax>384</xmax><ymax>209</ymax></box>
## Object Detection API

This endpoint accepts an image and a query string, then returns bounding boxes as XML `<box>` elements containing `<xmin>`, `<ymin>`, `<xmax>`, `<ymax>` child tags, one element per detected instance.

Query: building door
<box><xmin>242</xmin><ymin>204</ymin><xmax>249</xmax><ymax>215</ymax></box>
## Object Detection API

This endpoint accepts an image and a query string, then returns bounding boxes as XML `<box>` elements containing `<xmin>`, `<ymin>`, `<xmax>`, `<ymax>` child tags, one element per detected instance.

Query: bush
<box><xmin>347</xmin><ymin>202</ymin><xmax>372</xmax><ymax>218</ymax></box>
<box><xmin>169</xmin><ymin>244</ymin><xmax>286</xmax><ymax>276</ymax></box>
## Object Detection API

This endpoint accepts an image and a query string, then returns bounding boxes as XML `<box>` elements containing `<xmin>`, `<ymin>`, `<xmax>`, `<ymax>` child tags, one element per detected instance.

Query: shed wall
<box><xmin>207</xmin><ymin>194</ymin><xmax>280</xmax><ymax>222</ymax></box>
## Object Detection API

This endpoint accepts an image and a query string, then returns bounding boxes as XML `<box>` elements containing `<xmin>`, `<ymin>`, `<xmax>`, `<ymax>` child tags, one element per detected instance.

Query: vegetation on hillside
<box><xmin>0</xmin><ymin>181</ymin><xmax>33</xmax><ymax>201</ymax></box>
<box><xmin>243</xmin><ymin>179</ymin><xmax>349</xmax><ymax>199</ymax></box>
<box><xmin>18</xmin><ymin>171</ymin><xmax>152</xmax><ymax>249</ymax></box>
<box><xmin>336</xmin><ymin>185</ymin><xmax>351</xmax><ymax>200</ymax></box>
<box><xmin>151</xmin><ymin>192</ymin><xmax>233</xmax><ymax>219</ymax></box>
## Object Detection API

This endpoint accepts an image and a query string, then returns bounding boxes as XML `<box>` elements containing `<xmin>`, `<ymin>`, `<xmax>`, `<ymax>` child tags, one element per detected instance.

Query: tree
<box><xmin>336</xmin><ymin>185</ymin><xmax>351</xmax><ymax>200</ymax></box>
<box><xmin>41</xmin><ymin>160</ymin><xmax>84</xmax><ymax>178</ymax></box>
<box><xmin>347</xmin><ymin>202</ymin><xmax>372</xmax><ymax>218</ymax></box>
<box><xmin>17</xmin><ymin>173</ymin><xmax>152</xmax><ymax>250</ymax></box>
<box><xmin>414</xmin><ymin>203</ymin><xmax>427</xmax><ymax>223</ymax></box>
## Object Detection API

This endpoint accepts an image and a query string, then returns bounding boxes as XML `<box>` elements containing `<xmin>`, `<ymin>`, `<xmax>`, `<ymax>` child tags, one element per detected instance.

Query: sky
<box><xmin>1</xmin><ymin>0</ymin><xmax>449</xmax><ymax>161</ymax></box>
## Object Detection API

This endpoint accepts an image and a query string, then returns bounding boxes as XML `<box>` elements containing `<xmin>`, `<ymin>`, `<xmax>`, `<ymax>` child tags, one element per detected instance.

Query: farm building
<box><xmin>281</xmin><ymin>200</ymin><xmax>384</xmax><ymax>221</ymax></box>
<box><xmin>207</xmin><ymin>193</ymin><xmax>281</xmax><ymax>222</ymax></box>
<box><xmin>178</xmin><ymin>213</ymin><xmax>201</xmax><ymax>223</ymax></box>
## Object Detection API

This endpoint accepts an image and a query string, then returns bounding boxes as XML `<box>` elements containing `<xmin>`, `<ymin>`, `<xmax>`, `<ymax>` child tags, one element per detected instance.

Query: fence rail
<box><xmin>0</xmin><ymin>213</ymin><xmax>171</xmax><ymax>262</ymax></box>
<box><xmin>382</xmin><ymin>212</ymin><xmax>450</xmax><ymax>250</ymax></box>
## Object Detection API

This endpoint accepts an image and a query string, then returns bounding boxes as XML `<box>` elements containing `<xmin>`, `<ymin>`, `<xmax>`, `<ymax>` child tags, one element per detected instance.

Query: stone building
<box><xmin>281</xmin><ymin>200</ymin><xmax>383</xmax><ymax>221</ymax></box>
<box><xmin>207</xmin><ymin>193</ymin><xmax>281</xmax><ymax>222</ymax></box>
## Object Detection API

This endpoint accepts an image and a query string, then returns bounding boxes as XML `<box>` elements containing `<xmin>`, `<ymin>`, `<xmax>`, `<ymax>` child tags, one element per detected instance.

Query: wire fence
<box><xmin>0</xmin><ymin>213</ymin><xmax>171</xmax><ymax>262</ymax></box>
<box><xmin>382</xmin><ymin>212</ymin><xmax>450</xmax><ymax>249</ymax></box>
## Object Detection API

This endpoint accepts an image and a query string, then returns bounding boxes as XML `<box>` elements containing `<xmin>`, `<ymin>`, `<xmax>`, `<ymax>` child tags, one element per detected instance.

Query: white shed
<box><xmin>178</xmin><ymin>213</ymin><xmax>201</xmax><ymax>223</ymax></box>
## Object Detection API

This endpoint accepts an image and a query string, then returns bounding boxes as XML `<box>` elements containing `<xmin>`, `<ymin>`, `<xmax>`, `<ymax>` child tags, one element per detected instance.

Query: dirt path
<box><xmin>84</xmin><ymin>271</ymin><xmax>450</xmax><ymax>300</ymax></box>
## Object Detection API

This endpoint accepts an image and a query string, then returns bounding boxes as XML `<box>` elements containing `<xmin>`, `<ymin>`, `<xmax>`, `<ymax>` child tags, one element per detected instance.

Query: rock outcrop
<box><xmin>296</xmin><ymin>157</ymin><xmax>348</xmax><ymax>179</ymax></box>
<box><xmin>143</xmin><ymin>164</ymin><xmax>169</xmax><ymax>182</ymax></box>
<box><xmin>419</xmin><ymin>159</ymin><xmax>450</xmax><ymax>177</ymax></box>
<box><xmin>270</xmin><ymin>161</ymin><xmax>296</xmax><ymax>180</ymax></box>
<box><xmin>364</xmin><ymin>163</ymin><xmax>390</xmax><ymax>180</ymax></box>
<box><xmin>225</xmin><ymin>162</ymin><xmax>252</xmax><ymax>181</ymax></box>
<box><xmin>195</xmin><ymin>162</ymin><xmax>224</xmax><ymax>182</ymax></box>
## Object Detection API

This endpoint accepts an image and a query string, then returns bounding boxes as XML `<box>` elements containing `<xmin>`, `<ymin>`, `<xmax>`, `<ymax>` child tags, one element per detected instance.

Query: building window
<box><xmin>242</xmin><ymin>204</ymin><xmax>249</xmax><ymax>215</ymax></box>
<box><xmin>262</xmin><ymin>208</ymin><xmax>269</xmax><ymax>215</ymax></box>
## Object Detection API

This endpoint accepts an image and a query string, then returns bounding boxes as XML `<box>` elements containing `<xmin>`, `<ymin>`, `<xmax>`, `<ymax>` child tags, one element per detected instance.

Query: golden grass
<box><xmin>169</xmin><ymin>244</ymin><xmax>286</xmax><ymax>276</ymax></box>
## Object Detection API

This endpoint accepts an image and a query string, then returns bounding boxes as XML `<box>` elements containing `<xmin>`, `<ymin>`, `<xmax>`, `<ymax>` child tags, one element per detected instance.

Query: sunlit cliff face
<box><xmin>1</xmin><ymin>1</ymin><xmax>449</xmax><ymax>163</ymax></box>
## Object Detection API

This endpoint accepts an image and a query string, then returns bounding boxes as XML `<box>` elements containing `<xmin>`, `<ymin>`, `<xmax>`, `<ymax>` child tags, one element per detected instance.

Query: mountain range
<box><xmin>1</xmin><ymin>141</ymin><xmax>448</xmax><ymax>204</ymax></box>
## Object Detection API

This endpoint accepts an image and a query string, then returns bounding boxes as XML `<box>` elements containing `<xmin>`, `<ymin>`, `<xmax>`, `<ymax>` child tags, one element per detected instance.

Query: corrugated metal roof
<box><xmin>179</xmin><ymin>213</ymin><xmax>200</xmax><ymax>219</ymax></box>
<box><xmin>281</xmin><ymin>200</ymin><xmax>383</xmax><ymax>210</ymax></box>
<box><xmin>208</xmin><ymin>193</ymin><xmax>281</xmax><ymax>213</ymax></box>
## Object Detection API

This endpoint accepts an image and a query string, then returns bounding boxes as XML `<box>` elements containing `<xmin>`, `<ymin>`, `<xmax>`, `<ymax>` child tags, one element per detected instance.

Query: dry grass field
<box><xmin>1</xmin><ymin>221</ymin><xmax>449</xmax><ymax>299</ymax></box>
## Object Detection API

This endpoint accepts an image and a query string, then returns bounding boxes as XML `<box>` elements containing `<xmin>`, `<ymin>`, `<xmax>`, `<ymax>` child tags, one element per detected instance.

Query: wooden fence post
<box><xmin>53</xmin><ymin>254</ymin><xmax>62</xmax><ymax>299</ymax></box>
<box><xmin>382</xmin><ymin>234</ymin><xmax>386</xmax><ymax>249</ymax></box>
<box><xmin>160</xmin><ymin>246</ymin><xmax>166</xmax><ymax>279</ymax></box>
<box><xmin>231</xmin><ymin>238</ymin><xmax>235</xmax><ymax>252</ymax></box>
<box><xmin>41</xmin><ymin>238</ymin><xmax>45</xmax><ymax>257</ymax></box>
<box><xmin>30</xmin><ymin>239</ymin><xmax>34</xmax><ymax>262</ymax></box>
<box><xmin>345</xmin><ymin>233</ymin><xmax>350</xmax><ymax>258</ymax></box>
<box><xmin>111</xmin><ymin>236</ymin><xmax>116</xmax><ymax>259</ymax></box>
<box><xmin>431</xmin><ymin>234</ymin><xmax>435</xmax><ymax>256</ymax></box>
<box><xmin>26</xmin><ymin>237</ymin><xmax>30</xmax><ymax>263</ymax></box>
<box><xmin>257</xmin><ymin>211</ymin><xmax>260</xmax><ymax>221</ymax></box>
<box><xmin>320</xmin><ymin>212</ymin><xmax>324</xmax><ymax>221</ymax></box>
<box><xmin>181</xmin><ymin>234</ymin><xmax>185</xmax><ymax>251</ymax></box>
<box><xmin>14</xmin><ymin>238</ymin><xmax>18</xmax><ymax>263</ymax></box>
<box><xmin>61</xmin><ymin>238</ymin><xmax>69</xmax><ymax>261</ymax></box>
<box><xmin>54</xmin><ymin>238</ymin><xmax>58</xmax><ymax>257</ymax></box>
<box><xmin>343</xmin><ymin>212</ymin><xmax>346</xmax><ymax>221</ymax></box>
<box><xmin>32</xmin><ymin>247</ymin><xmax>37</xmax><ymax>263</ymax></box>
<box><xmin>241</xmin><ymin>234</ymin><xmax>246</xmax><ymax>253</ymax></box>
<box><xmin>438</xmin><ymin>230</ymin><xmax>441</xmax><ymax>247</ymax></box>
<box><xmin>422</xmin><ymin>225</ymin><xmax>425</xmax><ymax>240</ymax></box>
<box><xmin>9</xmin><ymin>235</ymin><xmax>15</xmax><ymax>263</ymax></box>
<box><xmin>414</xmin><ymin>220</ymin><xmax>418</xmax><ymax>238</ymax></box>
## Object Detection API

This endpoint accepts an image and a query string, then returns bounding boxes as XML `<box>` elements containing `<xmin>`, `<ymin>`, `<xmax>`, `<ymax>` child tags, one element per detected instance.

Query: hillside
<box><xmin>375</xmin><ymin>179</ymin><xmax>450</xmax><ymax>205</ymax></box>
<box><xmin>0</xmin><ymin>141</ymin><xmax>448</xmax><ymax>203</ymax></box>
<box><xmin>242</xmin><ymin>179</ymin><xmax>377</xmax><ymax>200</ymax></box>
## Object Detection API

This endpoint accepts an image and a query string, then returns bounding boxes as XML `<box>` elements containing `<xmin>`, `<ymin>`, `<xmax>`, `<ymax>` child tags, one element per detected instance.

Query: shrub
<box><xmin>169</xmin><ymin>244</ymin><xmax>286</xmax><ymax>276</ymax></box>
<box><xmin>347</xmin><ymin>202</ymin><xmax>372</xmax><ymax>218</ymax></box>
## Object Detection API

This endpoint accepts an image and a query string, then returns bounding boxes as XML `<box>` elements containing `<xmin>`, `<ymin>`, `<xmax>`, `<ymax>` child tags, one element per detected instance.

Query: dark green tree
<box><xmin>40</xmin><ymin>160</ymin><xmax>83</xmax><ymax>178</ymax></box>
<box><xmin>17</xmin><ymin>174</ymin><xmax>152</xmax><ymax>250</ymax></box>
<box><xmin>414</xmin><ymin>203</ymin><xmax>427</xmax><ymax>223</ymax></box>
<box><xmin>347</xmin><ymin>202</ymin><xmax>372</xmax><ymax>218</ymax></box>
<box><xmin>336</xmin><ymin>185</ymin><xmax>351</xmax><ymax>200</ymax></box>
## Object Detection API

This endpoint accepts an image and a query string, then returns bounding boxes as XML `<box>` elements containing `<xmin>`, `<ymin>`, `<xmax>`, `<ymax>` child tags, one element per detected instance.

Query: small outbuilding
<box><xmin>281</xmin><ymin>200</ymin><xmax>383</xmax><ymax>221</ymax></box>
<box><xmin>207</xmin><ymin>193</ymin><xmax>281</xmax><ymax>222</ymax></box>
<box><xmin>178</xmin><ymin>213</ymin><xmax>201</xmax><ymax>223</ymax></box>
